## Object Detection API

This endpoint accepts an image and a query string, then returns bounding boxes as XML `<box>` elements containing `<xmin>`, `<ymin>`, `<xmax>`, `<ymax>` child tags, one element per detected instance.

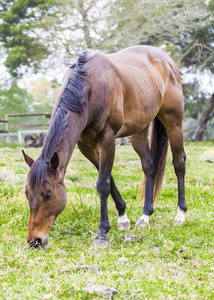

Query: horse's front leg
<box><xmin>77</xmin><ymin>139</ymin><xmax>130</xmax><ymax>233</ymax></box>
<box><xmin>93</xmin><ymin>125</ymin><xmax>116</xmax><ymax>247</ymax></box>
<box><xmin>110</xmin><ymin>176</ymin><xmax>130</xmax><ymax>230</ymax></box>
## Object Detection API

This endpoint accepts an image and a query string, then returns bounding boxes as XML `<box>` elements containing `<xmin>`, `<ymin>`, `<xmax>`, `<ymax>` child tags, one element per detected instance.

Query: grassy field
<box><xmin>0</xmin><ymin>141</ymin><xmax>214</xmax><ymax>299</ymax></box>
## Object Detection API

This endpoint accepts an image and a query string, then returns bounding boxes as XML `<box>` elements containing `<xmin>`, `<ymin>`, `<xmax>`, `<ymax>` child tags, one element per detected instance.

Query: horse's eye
<box><xmin>44</xmin><ymin>193</ymin><xmax>52</xmax><ymax>201</ymax></box>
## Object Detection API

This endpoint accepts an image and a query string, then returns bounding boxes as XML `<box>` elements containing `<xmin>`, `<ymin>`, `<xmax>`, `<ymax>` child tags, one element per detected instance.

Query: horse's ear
<box><xmin>50</xmin><ymin>152</ymin><xmax>59</xmax><ymax>172</ymax></box>
<box><xmin>22</xmin><ymin>149</ymin><xmax>34</xmax><ymax>167</ymax></box>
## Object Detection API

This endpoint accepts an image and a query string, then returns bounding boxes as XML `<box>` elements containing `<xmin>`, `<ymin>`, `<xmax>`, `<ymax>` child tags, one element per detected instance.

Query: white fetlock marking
<box><xmin>174</xmin><ymin>206</ymin><xmax>185</xmax><ymax>225</ymax></box>
<box><xmin>139</xmin><ymin>214</ymin><xmax>149</xmax><ymax>224</ymax></box>
<box><xmin>136</xmin><ymin>214</ymin><xmax>149</xmax><ymax>226</ymax></box>
<box><xmin>117</xmin><ymin>213</ymin><xmax>130</xmax><ymax>230</ymax></box>
<box><xmin>118</xmin><ymin>213</ymin><xmax>129</xmax><ymax>223</ymax></box>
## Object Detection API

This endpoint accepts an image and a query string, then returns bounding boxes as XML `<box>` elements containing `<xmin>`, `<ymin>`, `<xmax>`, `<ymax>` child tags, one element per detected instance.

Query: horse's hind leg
<box><xmin>171</xmin><ymin>136</ymin><xmax>187</xmax><ymax>225</ymax></box>
<box><xmin>131</xmin><ymin>126</ymin><xmax>155</xmax><ymax>226</ymax></box>
<box><xmin>77</xmin><ymin>138</ymin><xmax>130</xmax><ymax>231</ymax></box>
<box><xmin>173</xmin><ymin>147</ymin><xmax>186</xmax><ymax>224</ymax></box>
<box><xmin>158</xmin><ymin>113</ymin><xmax>187</xmax><ymax>225</ymax></box>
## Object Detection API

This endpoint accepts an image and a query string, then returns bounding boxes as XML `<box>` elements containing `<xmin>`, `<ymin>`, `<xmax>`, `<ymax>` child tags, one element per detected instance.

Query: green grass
<box><xmin>0</xmin><ymin>141</ymin><xmax>214</xmax><ymax>299</ymax></box>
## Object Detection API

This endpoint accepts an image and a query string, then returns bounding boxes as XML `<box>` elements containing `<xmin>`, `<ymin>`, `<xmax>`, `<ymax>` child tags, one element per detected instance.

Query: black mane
<box><xmin>60</xmin><ymin>51</ymin><xmax>89</xmax><ymax>114</ymax></box>
<box><xmin>28</xmin><ymin>51</ymin><xmax>90</xmax><ymax>191</ymax></box>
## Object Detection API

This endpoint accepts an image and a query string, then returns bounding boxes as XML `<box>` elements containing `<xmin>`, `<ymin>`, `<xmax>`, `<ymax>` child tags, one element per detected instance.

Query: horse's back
<box><xmin>86</xmin><ymin>46</ymin><xmax>183</xmax><ymax>138</ymax></box>
<box><xmin>107</xmin><ymin>45</ymin><xmax>182</xmax><ymax>94</ymax></box>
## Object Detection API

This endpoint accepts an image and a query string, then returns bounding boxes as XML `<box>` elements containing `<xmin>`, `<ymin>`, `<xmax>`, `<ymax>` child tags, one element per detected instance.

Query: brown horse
<box><xmin>22</xmin><ymin>45</ymin><xmax>187</xmax><ymax>247</ymax></box>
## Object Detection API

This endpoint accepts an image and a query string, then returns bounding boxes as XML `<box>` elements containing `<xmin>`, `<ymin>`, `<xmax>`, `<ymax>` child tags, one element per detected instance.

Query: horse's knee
<box><xmin>96</xmin><ymin>179</ymin><xmax>110</xmax><ymax>198</ymax></box>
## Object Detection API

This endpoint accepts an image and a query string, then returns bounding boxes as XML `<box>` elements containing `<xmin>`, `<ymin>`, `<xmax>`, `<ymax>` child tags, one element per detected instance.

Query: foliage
<box><xmin>105</xmin><ymin>0</ymin><xmax>214</xmax><ymax>72</ymax></box>
<box><xmin>183</xmin><ymin>82</ymin><xmax>210</xmax><ymax>119</ymax></box>
<box><xmin>1</xmin><ymin>0</ymin><xmax>213</xmax><ymax>75</ymax></box>
<box><xmin>50</xmin><ymin>0</ymin><xmax>109</xmax><ymax>52</ymax></box>
<box><xmin>1</xmin><ymin>0</ymin><xmax>213</xmax><ymax>77</ymax></box>
<box><xmin>0</xmin><ymin>143</ymin><xmax>214</xmax><ymax>298</ymax></box>
<box><xmin>179</xmin><ymin>1</ymin><xmax>214</xmax><ymax>73</ymax></box>
<box><xmin>28</xmin><ymin>78</ymin><xmax>61</xmax><ymax>113</ymax></box>
<box><xmin>0</xmin><ymin>0</ymin><xmax>56</xmax><ymax>77</ymax></box>
<box><xmin>0</xmin><ymin>0</ymin><xmax>109</xmax><ymax>77</ymax></box>
<box><xmin>0</xmin><ymin>84</ymin><xmax>34</xmax><ymax>119</ymax></box>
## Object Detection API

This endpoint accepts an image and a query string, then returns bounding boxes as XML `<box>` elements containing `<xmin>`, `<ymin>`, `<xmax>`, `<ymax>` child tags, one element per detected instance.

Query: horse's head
<box><xmin>22</xmin><ymin>150</ymin><xmax>67</xmax><ymax>247</ymax></box>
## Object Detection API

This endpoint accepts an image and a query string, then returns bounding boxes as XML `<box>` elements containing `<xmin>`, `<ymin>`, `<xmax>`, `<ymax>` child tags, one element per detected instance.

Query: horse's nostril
<box><xmin>29</xmin><ymin>237</ymin><xmax>42</xmax><ymax>248</ymax></box>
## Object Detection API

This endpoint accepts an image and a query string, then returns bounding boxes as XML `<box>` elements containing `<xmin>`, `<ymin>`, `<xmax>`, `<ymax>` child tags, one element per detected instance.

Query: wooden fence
<box><xmin>0</xmin><ymin>113</ymin><xmax>51</xmax><ymax>142</ymax></box>
<box><xmin>0</xmin><ymin>120</ymin><xmax>8</xmax><ymax>134</ymax></box>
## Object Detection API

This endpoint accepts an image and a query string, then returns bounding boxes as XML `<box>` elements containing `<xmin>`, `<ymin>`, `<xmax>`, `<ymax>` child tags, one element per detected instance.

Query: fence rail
<box><xmin>7</xmin><ymin>113</ymin><xmax>51</xmax><ymax>118</ymax></box>
<box><xmin>8</xmin><ymin>123</ymin><xmax>50</xmax><ymax>128</ymax></box>
<box><xmin>0</xmin><ymin>113</ymin><xmax>51</xmax><ymax>142</ymax></box>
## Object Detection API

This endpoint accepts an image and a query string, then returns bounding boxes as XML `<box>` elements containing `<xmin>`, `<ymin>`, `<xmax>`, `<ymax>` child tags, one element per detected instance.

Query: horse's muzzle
<box><xmin>27</xmin><ymin>236</ymin><xmax>48</xmax><ymax>248</ymax></box>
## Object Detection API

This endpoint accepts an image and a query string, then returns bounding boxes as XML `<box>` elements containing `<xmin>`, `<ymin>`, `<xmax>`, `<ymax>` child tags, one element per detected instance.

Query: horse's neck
<box><xmin>57</xmin><ymin>111</ymin><xmax>88</xmax><ymax>173</ymax></box>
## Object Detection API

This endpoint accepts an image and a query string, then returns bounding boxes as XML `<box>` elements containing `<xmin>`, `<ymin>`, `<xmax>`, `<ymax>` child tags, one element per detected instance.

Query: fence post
<box><xmin>5</xmin><ymin>115</ymin><xmax>9</xmax><ymax>143</ymax></box>
<box><xmin>18</xmin><ymin>131</ymin><xmax>22</xmax><ymax>143</ymax></box>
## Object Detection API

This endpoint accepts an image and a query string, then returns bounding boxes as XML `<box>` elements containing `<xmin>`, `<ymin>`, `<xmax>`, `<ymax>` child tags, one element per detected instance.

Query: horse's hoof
<box><xmin>136</xmin><ymin>214</ymin><xmax>149</xmax><ymax>227</ymax></box>
<box><xmin>136</xmin><ymin>219</ymin><xmax>149</xmax><ymax>227</ymax></box>
<box><xmin>174</xmin><ymin>219</ymin><xmax>185</xmax><ymax>225</ymax></box>
<box><xmin>117</xmin><ymin>221</ymin><xmax>130</xmax><ymax>231</ymax></box>
<box><xmin>93</xmin><ymin>237</ymin><xmax>109</xmax><ymax>247</ymax></box>
<box><xmin>117</xmin><ymin>213</ymin><xmax>130</xmax><ymax>230</ymax></box>
<box><xmin>174</xmin><ymin>207</ymin><xmax>185</xmax><ymax>225</ymax></box>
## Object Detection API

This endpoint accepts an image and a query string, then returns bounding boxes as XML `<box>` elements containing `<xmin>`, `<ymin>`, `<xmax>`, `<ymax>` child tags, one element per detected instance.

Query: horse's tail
<box><xmin>139</xmin><ymin>117</ymin><xmax>168</xmax><ymax>202</ymax></box>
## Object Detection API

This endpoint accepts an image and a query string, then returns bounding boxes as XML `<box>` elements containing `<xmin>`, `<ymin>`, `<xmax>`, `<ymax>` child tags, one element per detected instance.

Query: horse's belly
<box><xmin>115</xmin><ymin>111</ymin><xmax>153</xmax><ymax>138</ymax></box>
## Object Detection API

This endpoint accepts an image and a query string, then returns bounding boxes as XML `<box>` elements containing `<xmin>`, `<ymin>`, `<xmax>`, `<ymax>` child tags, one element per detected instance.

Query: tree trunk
<box><xmin>192</xmin><ymin>93</ymin><xmax>214</xmax><ymax>141</ymax></box>
<box><xmin>77</xmin><ymin>0</ymin><xmax>93</xmax><ymax>49</ymax></box>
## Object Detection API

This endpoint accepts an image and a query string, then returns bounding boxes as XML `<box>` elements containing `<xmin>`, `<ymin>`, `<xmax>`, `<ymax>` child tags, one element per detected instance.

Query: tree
<box><xmin>181</xmin><ymin>2</ymin><xmax>214</xmax><ymax>141</ymax></box>
<box><xmin>103</xmin><ymin>0</ymin><xmax>211</xmax><ymax>54</ymax></box>
<box><xmin>35</xmin><ymin>0</ymin><xmax>110</xmax><ymax>61</ymax></box>
<box><xmin>0</xmin><ymin>0</ymin><xmax>56</xmax><ymax>77</ymax></box>
<box><xmin>28</xmin><ymin>78</ymin><xmax>60</xmax><ymax>113</ymax></box>
<box><xmin>182</xmin><ymin>82</ymin><xmax>210</xmax><ymax>120</ymax></box>
<box><xmin>0</xmin><ymin>84</ymin><xmax>34</xmax><ymax>118</ymax></box>
<box><xmin>0</xmin><ymin>0</ymin><xmax>109</xmax><ymax>77</ymax></box>
<box><xmin>192</xmin><ymin>93</ymin><xmax>214</xmax><ymax>141</ymax></box>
